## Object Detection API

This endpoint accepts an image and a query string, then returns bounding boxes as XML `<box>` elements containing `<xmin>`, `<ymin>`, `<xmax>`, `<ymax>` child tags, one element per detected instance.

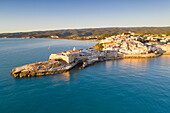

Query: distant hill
<box><xmin>0</xmin><ymin>27</ymin><xmax>170</xmax><ymax>39</ymax></box>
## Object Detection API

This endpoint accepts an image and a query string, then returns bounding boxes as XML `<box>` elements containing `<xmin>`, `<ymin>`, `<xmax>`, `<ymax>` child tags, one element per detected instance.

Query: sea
<box><xmin>0</xmin><ymin>38</ymin><xmax>170</xmax><ymax>113</ymax></box>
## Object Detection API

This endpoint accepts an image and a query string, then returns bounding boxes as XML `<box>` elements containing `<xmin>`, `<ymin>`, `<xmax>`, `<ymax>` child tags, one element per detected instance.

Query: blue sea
<box><xmin>0</xmin><ymin>38</ymin><xmax>170</xmax><ymax>113</ymax></box>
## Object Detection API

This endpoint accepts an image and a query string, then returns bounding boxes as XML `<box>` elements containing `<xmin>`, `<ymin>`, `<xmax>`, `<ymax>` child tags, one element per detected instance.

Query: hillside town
<box><xmin>100</xmin><ymin>32</ymin><xmax>170</xmax><ymax>54</ymax></box>
<box><xmin>11</xmin><ymin>32</ymin><xmax>170</xmax><ymax>78</ymax></box>
<box><xmin>49</xmin><ymin>32</ymin><xmax>170</xmax><ymax>67</ymax></box>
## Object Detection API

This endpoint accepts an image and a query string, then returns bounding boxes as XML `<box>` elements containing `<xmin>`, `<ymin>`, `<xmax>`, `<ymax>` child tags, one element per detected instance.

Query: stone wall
<box><xmin>49</xmin><ymin>54</ymin><xmax>75</xmax><ymax>63</ymax></box>
<box><xmin>124</xmin><ymin>53</ymin><xmax>160</xmax><ymax>58</ymax></box>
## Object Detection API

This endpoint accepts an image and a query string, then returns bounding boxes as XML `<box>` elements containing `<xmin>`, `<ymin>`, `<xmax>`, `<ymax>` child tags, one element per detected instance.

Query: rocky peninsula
<box><xmin>11</xmin><ymin>60</ymin><xmax>78</xmax><ymax>78</ymax></box>
<box><xmin>11</xmin><ymin>52</ymin><xmax>162</xmax><ymax>78</ymax></box>
<box><xmin>11</xmin><ymin>33</ymin><xmax>170</xmax><ymax>78</ymax></box>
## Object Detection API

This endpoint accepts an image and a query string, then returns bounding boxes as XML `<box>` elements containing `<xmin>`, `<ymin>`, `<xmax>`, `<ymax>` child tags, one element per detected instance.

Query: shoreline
<box><xmin>81</xmin><ymin>54</ymin><xmax>162</xmax><ymax>68</ymax></box>
<box><xmin>57</xmin><ymin>38</ymin><xmax>98</xmax><ymax>42</ymax></box>
<box><xmin>11</xmin><ymin>53</ymin><xmax>165</xmax><ymax>78</ymax></box>
<box><xmin>11</xmin><ymin>60</ymin><xmax>79</xmax><ymax>78</ymax></box>
<box><xmin>163</xmin><ymin>52</ymin><xmax>170</xmax><ymax>55</ymax></box>
<box><xmin>8</xmin><ymin>37</ymin><xmax>169</xmax><ymax>78</ymax></box>
<box><xmin>0</xmin><ymin>37</ymin><xmax>99</xmax><ymax>42</ymax></box>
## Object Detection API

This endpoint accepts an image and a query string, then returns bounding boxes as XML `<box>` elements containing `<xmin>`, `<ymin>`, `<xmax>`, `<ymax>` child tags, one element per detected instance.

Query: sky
<box><xmin>0</xmin><ymin>0</ymin><xmax>170</xmax><ymax>33</ymax></box>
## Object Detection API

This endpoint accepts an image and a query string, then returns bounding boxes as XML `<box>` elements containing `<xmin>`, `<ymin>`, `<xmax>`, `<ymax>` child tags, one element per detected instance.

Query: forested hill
<box><xmin>0</xmin><ymin>27</ymin><xmax>170</xmax><ymax>39</ymax></box>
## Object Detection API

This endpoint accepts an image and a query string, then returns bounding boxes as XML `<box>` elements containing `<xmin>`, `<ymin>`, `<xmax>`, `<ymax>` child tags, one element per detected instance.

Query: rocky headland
<box><xmin>11</xmin><ymin>60</ymin><xmax>78</xmax><ymax>78</ymax></box>
<box><xmin>10</xmin><ymin>33</ymin><xmax>170</xmax><ymax>78</ymax></box>
<box><xmin>11</xmin><ymin>53</ymin><xmax>163</xmax><ymax>78</ymax></box>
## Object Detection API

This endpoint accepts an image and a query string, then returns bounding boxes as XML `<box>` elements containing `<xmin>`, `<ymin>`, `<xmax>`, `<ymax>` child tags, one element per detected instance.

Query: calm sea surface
<box><xmin>0</xmin><ymin>39</ymin><xmax>170</xmax><ymax>113</ymax></box>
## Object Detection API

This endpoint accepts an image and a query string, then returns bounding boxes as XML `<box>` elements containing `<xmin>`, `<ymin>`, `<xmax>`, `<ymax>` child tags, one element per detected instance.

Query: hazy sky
<box><xmin>0</xmin><ymin>0</ymin><xmax>170</xmax><ymax>33</ymax></box>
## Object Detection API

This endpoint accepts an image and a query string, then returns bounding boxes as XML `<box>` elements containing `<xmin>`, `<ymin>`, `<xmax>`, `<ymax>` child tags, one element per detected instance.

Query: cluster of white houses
<box><xmin>101</xmin><ymin>33</ymin><xmax>170</xmax><ymax>54</ymax></box>
<box><xmin>102</xmin><ymin>37</ymin><xmax>148</xmax><ymax>54</ymax></box>
<box><xmin>49</xmin><ymin>33</ymin><xmax>170</xmax><ymax>64</ymax></box>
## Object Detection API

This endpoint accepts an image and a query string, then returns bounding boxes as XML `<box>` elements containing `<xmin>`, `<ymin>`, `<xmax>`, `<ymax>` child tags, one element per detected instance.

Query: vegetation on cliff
<box><xmin>94</xmin><ymin>43</ymin><xmax>104</xmax><ymax>50</ymax></box>
<box><xmin>1</xmin><ymin>27</ymin><xmax>170</xmax><ymax>39</ymax></box>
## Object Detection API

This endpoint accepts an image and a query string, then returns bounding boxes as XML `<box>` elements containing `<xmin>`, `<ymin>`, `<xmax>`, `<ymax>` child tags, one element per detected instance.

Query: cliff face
<box><xmin>11</xmin><ymin>60</ymin><xmax>77</xmax><ymax>78</ymax></box>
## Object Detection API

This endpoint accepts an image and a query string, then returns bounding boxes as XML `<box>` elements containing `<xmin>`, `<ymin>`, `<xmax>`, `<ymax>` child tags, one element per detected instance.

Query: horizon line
<box><xmin>1</xmin><ymin>25</ymin><xmax>170</xmax><ymax>34</ymax></box>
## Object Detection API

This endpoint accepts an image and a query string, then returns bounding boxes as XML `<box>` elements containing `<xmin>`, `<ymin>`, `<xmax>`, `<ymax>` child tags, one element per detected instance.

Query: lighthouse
<box><xmin>73</xmin><ymin>47</ymin><xmax>76</xmax><ymax>51</ymax></box>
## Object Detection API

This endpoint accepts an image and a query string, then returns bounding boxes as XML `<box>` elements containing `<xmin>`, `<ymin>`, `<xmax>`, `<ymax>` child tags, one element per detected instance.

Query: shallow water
<box><xmin>0</xmin><ymin>39</ymin><xmax>170</xmax><ymax>113</ymax></box>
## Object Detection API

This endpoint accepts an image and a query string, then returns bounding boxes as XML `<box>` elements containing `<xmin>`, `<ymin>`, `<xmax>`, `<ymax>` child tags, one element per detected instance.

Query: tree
<box><xmin>166</xmin><ymin>31</ymin><xmax>170</xmax><ymax>36</ymax></box>
<box><xmin>94</xmin><ymin>43</ymin><xmax>104</xmax><ymax>50</ymax></box>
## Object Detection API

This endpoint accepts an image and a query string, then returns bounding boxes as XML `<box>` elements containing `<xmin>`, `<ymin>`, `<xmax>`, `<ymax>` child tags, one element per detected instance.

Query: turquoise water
<box><xmin>0</xmin><ymin>39</ymin><xmax>170</xmax><ymax>113</ymax></box>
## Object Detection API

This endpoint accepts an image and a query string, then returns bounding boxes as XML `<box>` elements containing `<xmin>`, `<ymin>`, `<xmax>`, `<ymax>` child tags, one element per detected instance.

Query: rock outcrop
<box><xmin>11</xmin><ymin>60</ymin><xmax>78</xmax><ymax>78</ymax></box>
<box><xmin>11</xmin><ymin>53</ymin><xmax>163</xmax><ymax>78</ymax></box>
